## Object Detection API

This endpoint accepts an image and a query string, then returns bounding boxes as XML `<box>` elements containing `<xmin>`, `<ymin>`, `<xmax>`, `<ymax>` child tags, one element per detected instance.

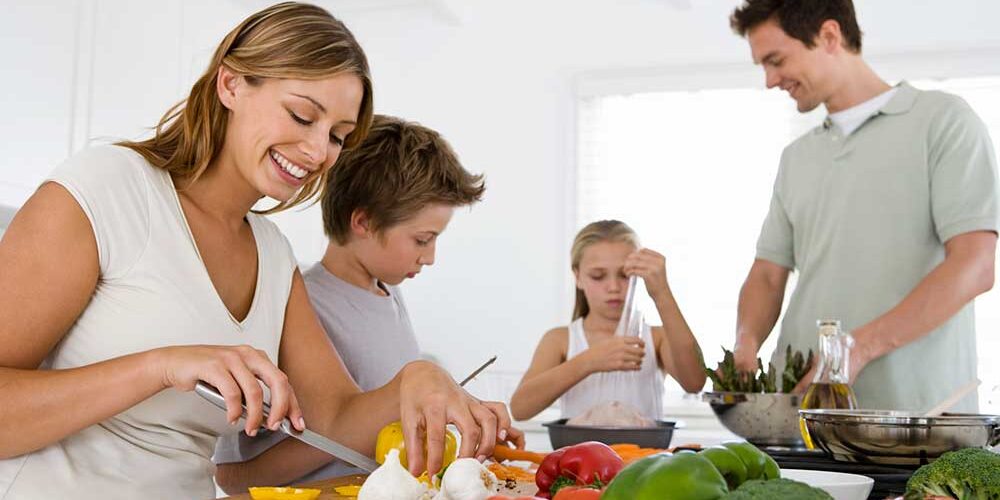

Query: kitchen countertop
<box><xmin>215</xmin><ymin>397</ymin><xmax>739</xmax><ymax>498</ymax></box>
<box><xmin>219</xmin><ymin>474</ymin><xmax>367</xmax><ymax>500</ymax></box>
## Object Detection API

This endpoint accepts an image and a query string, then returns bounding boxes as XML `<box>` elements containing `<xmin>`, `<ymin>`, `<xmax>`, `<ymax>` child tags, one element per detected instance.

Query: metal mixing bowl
<box><xmin>800</xmin><ymin>409</ymin><xmax>1000</xmax><ymax>465</ymax></box>
<box><xmin>703</xmin><ymin>392</ymin><xmax>805</xmax><ymax>447</ymax></box>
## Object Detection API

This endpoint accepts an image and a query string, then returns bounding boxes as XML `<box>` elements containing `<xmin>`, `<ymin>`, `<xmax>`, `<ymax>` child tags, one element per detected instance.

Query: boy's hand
<box><xmin>582</xmin><ymin>336</ymin><xmax>645</xmax><ymax>373</ymax></box>
<box><xmin>624</xmin><ymin>248</ymin><xmax>670</xmax><ymax>299</ymax></box>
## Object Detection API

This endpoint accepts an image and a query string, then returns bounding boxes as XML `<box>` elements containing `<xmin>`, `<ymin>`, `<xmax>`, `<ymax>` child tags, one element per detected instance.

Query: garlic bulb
<box><xmin>358</xmin><ymin>448</ymin><xmax>430</xmax><ymax>500</ymax></box>
<box><xmin>435</xmin><ymin>458</ymin><xmax>498</xmax><ymax>500</ymax></box>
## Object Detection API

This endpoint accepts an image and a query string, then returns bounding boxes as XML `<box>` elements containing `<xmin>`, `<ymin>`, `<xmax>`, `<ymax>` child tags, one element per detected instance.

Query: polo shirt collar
<box><xmin>820</xmin><ymin>81</ymin><xmax>918</xmax><ymax>131</ymax></box>
<box><xmin>879</xmin><ymin>81</ymin><xmax>918</xmax><ymax>115</ymax></box>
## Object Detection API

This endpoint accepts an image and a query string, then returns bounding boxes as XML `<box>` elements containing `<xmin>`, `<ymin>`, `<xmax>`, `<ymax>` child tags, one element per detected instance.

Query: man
<box><xmin>729</xmin><ymin>0</ymin><xmax>998</xmax><ymax>412</ymax></box>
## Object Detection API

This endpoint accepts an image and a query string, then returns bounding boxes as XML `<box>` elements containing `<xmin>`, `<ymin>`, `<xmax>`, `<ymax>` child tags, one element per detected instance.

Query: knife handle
<box><xmin>195</xmin><ymin>380</ymin><xmax>274</xmax><ymax>423</ymax></box>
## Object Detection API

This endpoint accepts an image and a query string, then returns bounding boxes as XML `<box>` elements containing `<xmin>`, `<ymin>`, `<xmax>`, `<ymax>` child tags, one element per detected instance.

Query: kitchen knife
<box><xmin>195</xmin><ymin>381</ymin><xmax>379</xmax><ymax>472</ymax></box>
<box><xmin>458</xmin><ymin>355</ymin><xmax>497</xmax><ymax>387</ymax></box>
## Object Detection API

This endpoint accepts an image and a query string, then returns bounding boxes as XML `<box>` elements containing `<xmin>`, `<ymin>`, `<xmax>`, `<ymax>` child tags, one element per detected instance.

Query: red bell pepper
<box><xmin>535</xmin><ymin>441</ymin><xmax>624</xmax><ymax>498</ymax></box>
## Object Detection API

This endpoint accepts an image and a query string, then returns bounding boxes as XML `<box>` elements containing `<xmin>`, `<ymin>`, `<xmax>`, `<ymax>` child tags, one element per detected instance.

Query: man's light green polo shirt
<box><xmin>758</xmin><ymin>82</ymin><xmax>999</xmax><ymax>412</ymax></box>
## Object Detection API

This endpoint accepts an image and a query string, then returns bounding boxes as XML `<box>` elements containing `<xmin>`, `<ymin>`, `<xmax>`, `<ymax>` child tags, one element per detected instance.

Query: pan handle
<box><xmin>990</xmin><ymin>423</ymin><xmax>1000</xmax><ymax>448</ymax></box>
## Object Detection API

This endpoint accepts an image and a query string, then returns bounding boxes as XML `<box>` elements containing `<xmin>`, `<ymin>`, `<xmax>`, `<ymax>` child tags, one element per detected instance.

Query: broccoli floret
<box><xmin>722</xmin><ymin>478</ymin><xmax>833</xmax><ymax>499</ymax></box>
<box><xmin>905</xmin><ymin>448</ymin><xmax>1000</xmax><ymax>500</ymax></box>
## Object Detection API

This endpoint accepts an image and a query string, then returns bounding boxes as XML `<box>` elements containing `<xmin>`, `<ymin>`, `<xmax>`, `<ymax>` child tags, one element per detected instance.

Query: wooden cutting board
<box><xmin>219</xmin><ymin>474</ymin><xmax>368</xmax><ymax>499</ymax></box>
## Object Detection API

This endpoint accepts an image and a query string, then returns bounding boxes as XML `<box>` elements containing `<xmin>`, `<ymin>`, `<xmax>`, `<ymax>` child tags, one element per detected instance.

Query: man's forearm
<box><xmin>735</xmin><ymin>260</ymin><xmax>789</xmax><ymax>358</ymax></box>
<box><xmin>853</xmin><ymin>234</ymin><xmax>995</xmax><ymax>365</ymax></box>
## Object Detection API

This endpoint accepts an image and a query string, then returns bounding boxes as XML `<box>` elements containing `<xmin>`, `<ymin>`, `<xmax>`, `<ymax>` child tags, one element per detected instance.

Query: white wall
<box><xmin>4</xmin><ymin>0</ymin><xmax>1000</xmax><ymax>399</ymax></box>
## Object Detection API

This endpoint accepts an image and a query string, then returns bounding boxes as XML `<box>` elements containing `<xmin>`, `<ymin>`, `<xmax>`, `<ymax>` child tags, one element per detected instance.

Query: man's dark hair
<box><xmin>730</xmin><ymin>0</ymin><xmax>862</xmax><ymax>53</ymax></box>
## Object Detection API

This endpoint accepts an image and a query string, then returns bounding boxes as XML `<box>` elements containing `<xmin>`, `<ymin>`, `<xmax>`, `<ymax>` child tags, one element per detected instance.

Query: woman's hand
<box><xmin>580</xmin><ymin>336</ymin><xmax>646</xmax><ymax>374</ymax></box>
<box><xmin>154</xmin><ymin>344</ymin><xmax>304</xmax><ymax>437</ymax></box>
<box><xmin>624</xmin><ymin>248</ymin><xmax>670</xmax><ymax>300</ymax></box>
<box><xmin>397</xmin><ymin>361</ymin><xmax>518</xmax><ymax>476</ymax></box>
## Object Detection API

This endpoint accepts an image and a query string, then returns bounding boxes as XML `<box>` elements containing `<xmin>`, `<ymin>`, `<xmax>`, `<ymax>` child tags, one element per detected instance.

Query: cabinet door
<box><xmin>0</xmin><ymin>1</ymin><xmax>80</xmax><ymax>206</ymax></box>
<box><xmin>88</xmin><ymin>0</ymin><xmax>184</xmax><ymax>145</ymax></box>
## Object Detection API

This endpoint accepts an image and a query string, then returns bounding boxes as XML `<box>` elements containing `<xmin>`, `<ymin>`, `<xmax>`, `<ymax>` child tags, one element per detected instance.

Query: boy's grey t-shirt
<box><xmin>213</xmin><ymin>262</ymin><xmax>420</xmax><ymax>481</ymax></box>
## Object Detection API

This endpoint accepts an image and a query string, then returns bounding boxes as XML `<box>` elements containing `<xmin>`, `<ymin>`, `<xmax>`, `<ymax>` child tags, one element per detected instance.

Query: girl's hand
<box><xmin>624</xmin><ymin>248</ymin><xmax>670</xmax><ymax>299</ymax></box>
<box><xmin>581</xmin><ymin>336</ymin><xmax>646</xmax><ymax>373</ymax></box>
<box><xmin>154</xmin><ymin>344</ymin><xmax>304</xmax><ymax>437</ymax></box>
<box><xmin>397</xmin><ymin>361</ymin><xmax>517</xmax><ymax>476</ymax></box>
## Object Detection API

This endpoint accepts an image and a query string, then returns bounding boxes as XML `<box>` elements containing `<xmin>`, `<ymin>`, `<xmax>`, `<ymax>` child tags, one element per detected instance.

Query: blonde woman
<box><xmin>509</xmin><ymin>220</ymin><xmax>706</xmax><ymax>422</ymax></box>
<box><xmin>0</xmin><ymin>3</ymin><xmax>514</xmax><ymax>499</ymax></box>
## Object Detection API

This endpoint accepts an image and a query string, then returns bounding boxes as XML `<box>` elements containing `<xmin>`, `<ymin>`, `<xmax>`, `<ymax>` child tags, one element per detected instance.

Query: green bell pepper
<box><xmin>699</xmin><ymin>446</ymin><xmax>749</xmax><ymax>490</ymax></box>
<box><xmin>602</xmin><ymin>452</ymin><xmax>729</xmax><ymax>500</ymax></box>
<box><xmin>721</xmin><ymin>441</ymin><xmax>780</xmax><ymax>481</ymax></box>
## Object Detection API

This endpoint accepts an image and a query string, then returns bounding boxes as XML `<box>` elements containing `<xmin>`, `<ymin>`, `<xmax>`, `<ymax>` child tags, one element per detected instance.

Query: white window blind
<box><xmin>576</xmin><ymin>76</ymin><xmax>1000</xmax><ymax>411</ymax></box>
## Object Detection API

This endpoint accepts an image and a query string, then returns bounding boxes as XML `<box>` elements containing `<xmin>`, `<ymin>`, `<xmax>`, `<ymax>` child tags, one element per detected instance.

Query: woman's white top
<box><xmin>0</xmin><ymin>146</ymin><xmax>298</xmax><ymax>500</ymax></box>
<box><xmin>558</xmin><ymin>317</ymin><xmax>665</xmax><ymax>421</ymax></box>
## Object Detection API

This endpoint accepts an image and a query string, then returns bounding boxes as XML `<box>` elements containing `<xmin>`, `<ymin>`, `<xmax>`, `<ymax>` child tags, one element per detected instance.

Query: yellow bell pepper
<box><xmin>247</xmin><ymin>487</ymin><xmax>321</xmax><ymax>500</ymax></box>
<box><xmin>374</xmin><ymin>421</ymin><xmax>458</xmax><ymax>472</ymax></box>
<box><xmin>332</xmin><ymin>484</ymin><xmax>362</xmax><ymax>496</ymax></box>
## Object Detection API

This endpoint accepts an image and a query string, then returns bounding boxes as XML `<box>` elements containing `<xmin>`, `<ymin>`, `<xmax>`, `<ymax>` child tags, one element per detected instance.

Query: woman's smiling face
<box><xmin>217</xmin><ymin>67</ymin><xmax>364</xmax><ymax>202</ymax></box>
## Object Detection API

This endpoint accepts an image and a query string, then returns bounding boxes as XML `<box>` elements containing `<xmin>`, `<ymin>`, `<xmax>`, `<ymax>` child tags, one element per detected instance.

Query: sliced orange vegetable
<box><xmin>332</xmin><ymin>484</ymin><xmax>362</xmax><ymax>496</ymax></box>
<box><xmin>247</xmin><ymin>487</ymin><xmax>321</xmax><ymax>500</ymax></box>
<box><xmin>493</xmin><ymin>444</ymin><xmax>547</xmax><ymax>464</ymax></box>
<box><xmin>608</xmin><ymin>443</ymin><xmax>667</xmax><ymax>464</ymax></box>
<box><xmin>487</xmin><ymin>461</ymin><xmax>537</xmax><ymax>482</ymax></box>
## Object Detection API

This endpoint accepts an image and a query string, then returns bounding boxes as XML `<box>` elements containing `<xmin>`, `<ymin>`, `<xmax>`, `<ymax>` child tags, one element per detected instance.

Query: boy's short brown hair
<box><xmin>321</xmin><ymin>114</ymin><xmax>485</xmax><ymax>244</ymax></box>
<box><xmin>730</xmin><ymin>0</ymin><xmax>863</xmax><ymax>53</ymax></box>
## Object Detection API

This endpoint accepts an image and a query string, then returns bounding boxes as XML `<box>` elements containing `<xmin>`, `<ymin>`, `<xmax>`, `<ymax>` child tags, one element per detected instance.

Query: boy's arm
<box><xmin>509</xmin><ymin>328</ymin><xmax>593</xmax><ymax>421</ymax></box>
<box><xmin>216</xmin><ymin>438</ymin><xmax>332</xmax><ymax>494</ymax></box>
<box><xmin>216</xmin><ymin>272</ymin><xmax>515</xmax><ymax>489</ymax></box>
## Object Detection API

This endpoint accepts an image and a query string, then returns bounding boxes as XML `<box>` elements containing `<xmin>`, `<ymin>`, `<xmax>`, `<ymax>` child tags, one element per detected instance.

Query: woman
<box><xmin>0</xmin><ymin>3</ymin><xmax>515</xmax><ymax>499</ymax></box>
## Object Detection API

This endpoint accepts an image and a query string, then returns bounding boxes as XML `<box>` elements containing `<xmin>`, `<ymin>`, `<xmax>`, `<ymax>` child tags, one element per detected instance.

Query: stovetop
<box><xmin>763</xmin><ymin>447</ymin><xmax>921</xmax><ymax>500</ymax></box>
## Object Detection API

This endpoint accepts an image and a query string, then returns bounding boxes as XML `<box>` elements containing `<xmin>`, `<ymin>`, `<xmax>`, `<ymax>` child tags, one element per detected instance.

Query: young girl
<box><xmin>510</xmin><ymin>220</ymin><xmax>706</xmax><ymax>421</ymax></box>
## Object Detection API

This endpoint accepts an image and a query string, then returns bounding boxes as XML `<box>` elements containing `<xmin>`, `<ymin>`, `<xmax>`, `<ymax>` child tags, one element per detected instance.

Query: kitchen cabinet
<box><xmin>0</xmin><ymin>1</ymin><xmax>80</xmax><ymax>206</ymax></box>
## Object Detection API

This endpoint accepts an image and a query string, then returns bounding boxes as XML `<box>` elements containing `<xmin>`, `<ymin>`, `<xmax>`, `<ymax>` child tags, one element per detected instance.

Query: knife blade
<box><xmin>195</xmin><ymin>381</ymin><xmax>379</xmax><ymax>472</ymax></box>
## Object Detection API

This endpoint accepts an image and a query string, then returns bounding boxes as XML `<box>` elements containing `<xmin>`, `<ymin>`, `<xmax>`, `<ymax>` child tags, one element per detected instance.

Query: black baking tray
<box><xmin>543</xmin><ymin>419</ymin><xmax>676</xmax><ymax>449</ymax></box>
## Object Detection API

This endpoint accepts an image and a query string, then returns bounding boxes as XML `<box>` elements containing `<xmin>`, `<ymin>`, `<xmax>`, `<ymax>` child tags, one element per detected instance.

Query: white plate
<box><xmin>781</xmin><ymin>469</ymin><xmax>875</xmax><ymax>500</ymax></box>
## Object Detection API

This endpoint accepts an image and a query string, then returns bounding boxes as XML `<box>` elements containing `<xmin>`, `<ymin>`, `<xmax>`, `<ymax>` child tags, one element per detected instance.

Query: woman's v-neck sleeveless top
<box><xmin>0</xmin><ymin>145</ymin><xmax>298</xmax><ymax>500</ymax></box>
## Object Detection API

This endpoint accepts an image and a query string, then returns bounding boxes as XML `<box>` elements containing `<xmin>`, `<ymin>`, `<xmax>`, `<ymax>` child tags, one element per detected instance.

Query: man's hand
<box><xmin>791</xmin><ymin>334</ymin><xmax>870</xmax><ymax>393</ymax></box>
<box><xmin>732</xmin><ymin>336</ymin><xmax>761</xmax><ymax>374</ymax></box>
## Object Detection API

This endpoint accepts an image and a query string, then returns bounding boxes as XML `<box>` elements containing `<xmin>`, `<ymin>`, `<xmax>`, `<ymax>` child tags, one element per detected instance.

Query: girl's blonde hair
<box><xmin>571</xmin><ymin>220</ymin><xmax>640</xmax><ymax>320</ymax></box>
<box><xmin>119</xmin><ymin>2</ymin><xmax>374</xmax><ymax>213</ymax></box>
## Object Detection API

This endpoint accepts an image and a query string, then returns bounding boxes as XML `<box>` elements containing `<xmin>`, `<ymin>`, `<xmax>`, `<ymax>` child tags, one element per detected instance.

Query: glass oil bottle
<box><xmin>799</xmin><ymin>319</ymin><xmax>858</xmax><ymax>449</ymax></box>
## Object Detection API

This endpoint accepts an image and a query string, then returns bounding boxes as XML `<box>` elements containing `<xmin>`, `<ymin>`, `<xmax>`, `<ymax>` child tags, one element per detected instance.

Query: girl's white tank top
<box><xmin>558</xmin><ymin>317</ymin><xmax>665</xmax><ymax>421</ymax></box>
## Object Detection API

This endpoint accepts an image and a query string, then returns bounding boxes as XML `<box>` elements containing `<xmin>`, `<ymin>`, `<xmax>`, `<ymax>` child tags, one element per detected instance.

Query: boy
<box><xmin>214</xmin><ymin>114</ymin><xmax>486</xmax><ymax>489</ymax></box>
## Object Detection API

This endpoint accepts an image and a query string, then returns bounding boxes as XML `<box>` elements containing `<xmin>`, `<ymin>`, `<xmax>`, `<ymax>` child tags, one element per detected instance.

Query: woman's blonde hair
<box><xmin>119</xmin><ymin>2</ymin><xmax>374</xmax><ymax>213</ymax></box>
<box><xmin>570</xmin><ymin>220</ymin><xmax>640</xmax><ymax>320</ymax></box>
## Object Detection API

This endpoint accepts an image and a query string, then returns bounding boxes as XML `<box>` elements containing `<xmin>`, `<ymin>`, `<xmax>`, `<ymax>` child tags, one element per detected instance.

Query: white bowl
<box><xmin>780</xmin><ymin>469</ymin><xmax>875</xmax><ymax>500</ymax></box>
